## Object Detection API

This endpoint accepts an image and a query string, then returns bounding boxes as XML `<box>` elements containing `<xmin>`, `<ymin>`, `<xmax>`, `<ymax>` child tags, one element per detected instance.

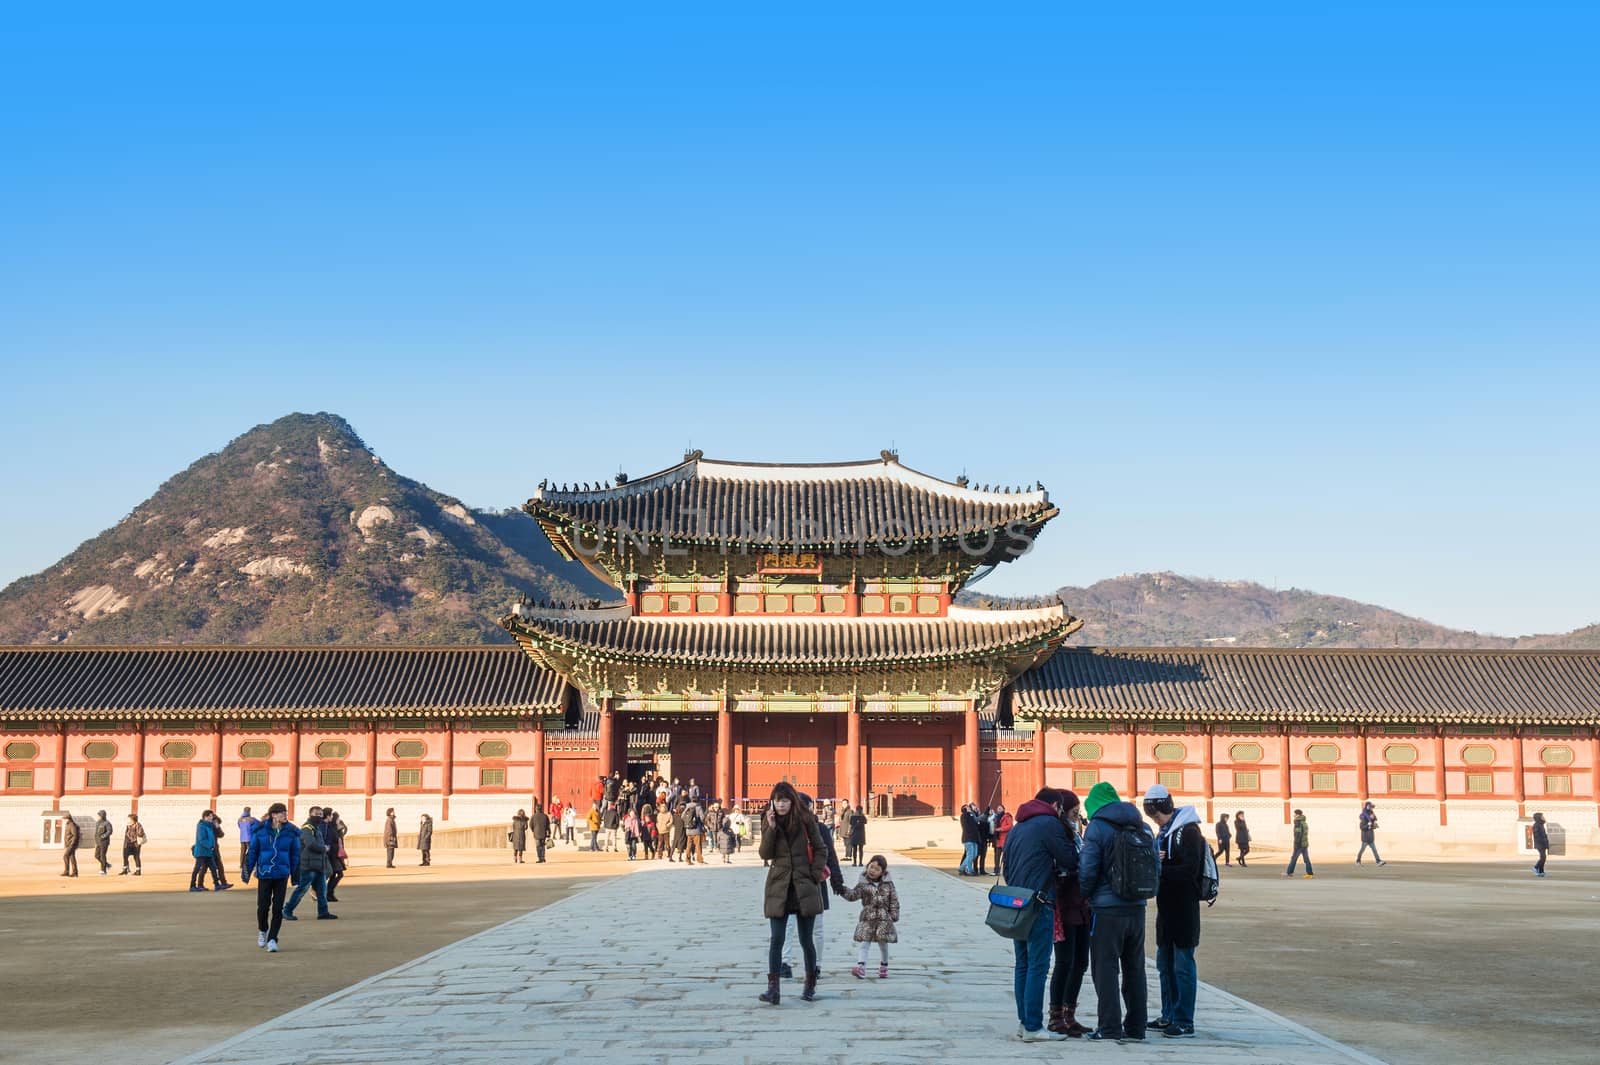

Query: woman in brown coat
<box><xmin>758</xmin><ymin>781</ymin><xmax>828</xmax><ymax>1005</ymax></box>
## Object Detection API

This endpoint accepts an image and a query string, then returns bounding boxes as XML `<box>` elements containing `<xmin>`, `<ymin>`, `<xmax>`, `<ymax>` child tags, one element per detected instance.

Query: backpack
<box><xmin>1106</xmin><ymin>823</ymin><xmax>1160</xmax><ymax>901</ymax></box>
<box><xmin>1192</xmin><ymin>825</ymin><xmax>1220</xmax><ymax>906</ymax></box>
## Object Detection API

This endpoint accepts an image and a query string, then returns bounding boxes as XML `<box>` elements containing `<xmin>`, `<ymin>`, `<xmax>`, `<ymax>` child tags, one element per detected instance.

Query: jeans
<box><xmin>285</xmin><ymin>869</ymin><xmax>330</xmax><ymax>916</ymax></box>
<box><xmin>1156</xmin><ymin>940</ymin><xmax>1197</xmax><ymax>1028</ymax></box>
<box><xmin>1356</xmin><ymin>840</ymin><xmax>1382</xmax><ymax>862</ymax></box>
<box><xmin>535</xmin><ymin>837</ymin><xmax>547</xmax><ymax>862</ymax></box>
<box><xmin>1050</xmin><ymin>923</ymin><xmax>1089</xmax><ymax>1010</ymax></box>
<box><xmin>386</xmin><ymin>845</ymin><xmax>396</xmax><ymax>867</ymax></box>
<box><xmin>1286</xmin><ymin>846</ymin><xmax>1314</xmax><ymax>875</ymax></box>
<box><xmin>209</xmin><ymin>853</ymin><xmax>228</xmax><ymax>886</ymax></box>
<box><xmin>94</xmin><ymin>841</ymin><xmax>110</xmax><ymax>872</ymax></box>
<box><xmin>188</xmin><ymin>856</ymin><xmax>211</xmax><ymax>888</ymax></box>
<box><xmin>256</xmin><ymin>876</ymin><xmax>288</xmax><ymax>941</ymax></box>
<box><xmin>590</xmin><ymin>830</ymin><xmax>600</xmax><ymax>852</ymax></box>
<box><xmin>1012</xmin><ymin>898</ymin><xmax>1054</xmax><ymax>1031</ymax></box>
<box><xmin>1535</xmin><ymin>846</ymin><xmax>1548</xmax><ymax>873</ymax></box>
<box><xmin>960</xmin><ymin>841</ymin><xmax>978</xmax><ymax>874</ymax></box>
<box><xmin>1088</xmin><ymin>908</ymin><xmax>1147</xmax><ymax>1038</ymax></box>
<box><xmin>769</xmin><ymin>914</ymin><xmax>817</xmax><ymax>975</ymax></box>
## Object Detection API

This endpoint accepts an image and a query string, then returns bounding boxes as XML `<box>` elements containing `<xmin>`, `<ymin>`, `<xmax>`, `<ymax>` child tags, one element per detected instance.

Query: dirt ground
<box><xmin>0</xmin><ymin>844</ymin><xmax>626</xmax><ymax>1065</ymax></box>
<box><xmin>917</xmin><ymin>847</ymin><xmax>1599</xmax><ymax>1065</ymax></box>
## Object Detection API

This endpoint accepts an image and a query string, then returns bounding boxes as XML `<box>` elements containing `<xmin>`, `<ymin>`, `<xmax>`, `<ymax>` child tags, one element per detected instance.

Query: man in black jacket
<box><xmin>1144</xmin><ymin>784</ymin><xmax>1203</xmax><ymax>1039</ymax></box>
<box><xmin>958</xmin><ymin>805</ymin><xmax>980</xmax><ymax>875</ymax></box>
<box><xmin>529</xmin><ymin>798</ymin><xmax>552</xmax><ymax>863</ymax></box>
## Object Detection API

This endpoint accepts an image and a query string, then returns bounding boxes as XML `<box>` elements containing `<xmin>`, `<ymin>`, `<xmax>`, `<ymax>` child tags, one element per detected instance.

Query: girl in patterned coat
<box><xmin>841</xmin><ymin>854</ymin><xmax>900</xmax><ymax>979</ymax></box>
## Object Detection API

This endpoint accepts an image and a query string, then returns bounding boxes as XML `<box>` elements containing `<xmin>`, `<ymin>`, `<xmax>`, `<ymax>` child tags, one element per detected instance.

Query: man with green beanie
<box><xmin>1078</xmin><ymin>781</ymin><xmax>1159</xmax><ymax>1042</ymax></box>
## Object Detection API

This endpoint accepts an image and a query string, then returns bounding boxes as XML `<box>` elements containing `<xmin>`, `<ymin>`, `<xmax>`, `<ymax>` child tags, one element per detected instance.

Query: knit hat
<box><xmin>1084</xmin><ymin>782</ymin><xmax>1120</xmax><ymax>820</ymax></box>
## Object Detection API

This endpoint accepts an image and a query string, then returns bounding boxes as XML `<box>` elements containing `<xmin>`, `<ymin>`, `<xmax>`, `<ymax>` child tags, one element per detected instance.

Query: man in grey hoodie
<box><xmin>1144</xmin><ymin>784</ymin><xmax>1204</xmax><ymax>1038</ymax></box>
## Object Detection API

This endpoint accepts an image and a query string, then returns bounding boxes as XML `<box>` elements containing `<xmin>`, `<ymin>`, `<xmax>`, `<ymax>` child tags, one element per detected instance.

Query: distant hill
<box><xmin>0</xmin><ymin>413</ymin><xmax>616</xmax><ymax>646</ymax></box>
<box><xmin>963</xmin><ymin>572</ymin><xmax>1600</xmax><ymax>650</ymax></box>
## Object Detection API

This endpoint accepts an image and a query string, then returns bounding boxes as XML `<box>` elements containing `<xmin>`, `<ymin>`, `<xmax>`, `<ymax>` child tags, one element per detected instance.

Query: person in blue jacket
<box><xmin>243</xmin><ymin>802</ymin><xmax>301</xmax><ymax>953</ymax></box>
<box><xmin>189</xmin><ymin>811</ymin><xmax>221</xmax><ymax>892</ymax></box>
<box><xmin>1002</xmin><ymin>787</ymin><xmax>1080</xmax><ymax>1042</ymax></box>
<box><xmin>1077</xmin><ymin>782</ymin><xmax>1158</xmax><ymax>1043</ymax></box>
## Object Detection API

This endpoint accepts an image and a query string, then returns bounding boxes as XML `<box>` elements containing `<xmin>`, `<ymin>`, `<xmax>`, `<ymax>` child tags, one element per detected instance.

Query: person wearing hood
<box><xmin>60</xmin><ymin>810</ymin><xmax>80</xmax><ymax>878</ymax></box>
<box><xmin>1531</xmin><ymin>812</ymin><xmax>1549</xmax><ymax>877</ymax></box>
<box><xmin>1357</xmin><ymin>802</ymin><xmax>1386</xmax><ymax>866</ymax></box>
<box><xmin>283</xmin><ymin>807</ymin><xmax>335</xmax><ymax>919</ymax></box>
<box><xmin>93</xmin><ymin>810</ymin><xmax>113</xmax><ymax>875</ymax></box>
<box><xmin>1078</xmin><ymin>781</ymin><xmax>1158</xmax><ymax>1042</ymax></box>
<box><xmin>1001</xmin><ymin>788</ymin><xmax>1079</xmax><ymax>1042</ymax></box>
<box><xmin>1145</xmin><ymin>785</ymin><xmax>1203</xmax><ymax>1039</ymax></box>
<box><xmin>1286</xmin><ymin>809</ymin><xmax>1314</xmax><ymax>878</ymax></box>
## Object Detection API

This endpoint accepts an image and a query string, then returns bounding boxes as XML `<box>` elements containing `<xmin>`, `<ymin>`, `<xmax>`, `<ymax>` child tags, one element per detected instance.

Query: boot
<box><xmin>1065</xmin><ymin>1003</ymin><xmax>1089</xmax><ymax>1037</ymax></box>
<box><xmin>801</xmin><ymin>969</ymin><xmax>819</xmax><ymax>1001</ymax></box>
<box><xmin>1048</xmin><ymin>1006</ymin><xmax>1069</xmax><ymax>1034</ymax></box>
<box><xmin>758</xmin><ymin>972</ymin><xmax>780</xmax><ymax>1005</ymax></box>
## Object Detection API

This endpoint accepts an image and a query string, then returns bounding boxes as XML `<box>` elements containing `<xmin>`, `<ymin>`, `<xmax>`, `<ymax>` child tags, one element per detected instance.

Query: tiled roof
<box><xmin>0</xmin><ymin>646</ymin><xmax>566</xmax><ymax>719</ymax></box>
<box><xmin>1015</xmin><ymin>647</ymin><xmax>1600</xmax><ymax>725</ymax></box>
<box><xmin>527</xmin><ymin>452</ymin><xmax>1056</xmax><ymax>552</ymax></box>
<box><xmin>503</xmin><ymin>604</ymin><xmax>1081</xmax><ymax>671</ymax></box>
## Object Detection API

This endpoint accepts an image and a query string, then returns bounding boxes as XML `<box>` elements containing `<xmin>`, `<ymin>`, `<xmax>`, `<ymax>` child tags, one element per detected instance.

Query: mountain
<box><xmin>965</xmin><ymin>572</ymin><xmax>1600</xmax><ymax>649</ymax></box>
<box><xmin>0</xmin><ymin>413</ymin><xmax>616</xmax><ymax>646</ymax></box>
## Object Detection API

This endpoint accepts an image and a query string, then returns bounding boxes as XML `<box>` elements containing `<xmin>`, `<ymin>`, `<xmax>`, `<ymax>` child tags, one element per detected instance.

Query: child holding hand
<box><xmin>841</xmin><ymin>853</ymin><xmax>900</xmax><ymax>979</ymax></box>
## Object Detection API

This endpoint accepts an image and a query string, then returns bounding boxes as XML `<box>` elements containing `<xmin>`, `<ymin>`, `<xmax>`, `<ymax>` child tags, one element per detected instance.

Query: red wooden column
<box><xmin>716</xmin><ymin>698</ymin><xmax>732</xmax><ymax>804</ymax></box>
<box><xmin>365</xmin><ymin>720</ymin><xmax>379</xmax><ymax>821</ymax></box>
<box><xmin>846</xmin><ymin>707</ymin><xmax>861</xmax><ymax>807</ymax></box>
<box><xmin>1355</xmin><ymin>725</ymin><xmax>1369</xmax><ymax>801</ymax></box>
<box><xmin>1511</xmin><ymin>726</ymin><xmax>1525</xmax><ymax>817</ymax></box>
<box><xmin>441</xmin><ymin>722</ymin><xmax>454</xmax><ymax>821</ymax></box>
<box><xmin>53</xmin><ymin>722</ymin><xmax>68</xmax><ymax>810</ymax></box>
<box><xmin>1201</xmin><ymin>725</ymin><xmax>1215</xmax><ymax>822</ymax></box>
<box><xmin>211</xmin><ymin>720</ymin><xmax>224</xmax><ymax>810</ymax></box>
<box><xmin>287</xmin><ymin>721</ymin><xmax>300</xmax><ymax>820</ymax></box>
<box><xmin>963</xmin><ymin>706</ymin><xmax>980</xmax><ymax>805</ymax></box>
<box><xmin>1128</xmin><ymin>724</ymin><xmax>1140</xmax><ymax>799</ymax></box>
<box><xmin>597</xmin><ymin>702</ymin><xmax>614</xmax><ymax>781</ymax></box>
<box><xmin>1279</xmin><ymin>730</ymin><xmax>1292</xmax><ymax>823</ymax></box>
<box><xmin>532</xmin><ymin>719</ymin><xmax>546</xmax><ymax>803</ymax></box>
<box><xmin>1434</xmin><ymin>730</ymin><xmax>1447</xmax><ymax>826</ymax></box>
<box><xmin>844</xmin><ymin>573</ymin><xmax>860</xmax><ymax>617</ymax></box>
<box><xmin>1031</xmin><ymin>724</ymin><xmax>1047</xmax><ymax>792</ymax></box>
<box><xmin>131</xmin><ymin>722</ymin><xmax>145</xmax><ymax>814</ymax></box>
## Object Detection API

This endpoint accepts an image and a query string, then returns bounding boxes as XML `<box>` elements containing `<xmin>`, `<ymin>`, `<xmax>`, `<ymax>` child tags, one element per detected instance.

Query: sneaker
<box><xmin>1150</xmin><ymin>1018</ymin><xmax>1172</xmax><ymax>1030</ymax></box>
<box><xmin>1163</xmin><ymin>1026</ymin><xmax>1195</xmax><ymax>1038</ymax></box>
<box><xmin>1019</xmin><ymin>1028</ymin><xmax>1066</xmax><ymax>1042</ymax></box>
<box><xmin>257</xmin><ymin>931</ymin><xmax>268</xmax><ymax>948</ymax></box>
<box><xmin>1303</xmin><ymin>874</ymin><xmax>1315</xmax><ymax>879</ymax></box>
<box><xmin>852</xmin><ymin>964</ymin><xmax>866</xmax><ymax>979</ymax></box>
<box><xmin>1084</xmin><ymin>1030</ymin><xmax>1122</xmax><ymax>1042</ymax></box>
<box><xmin>189</xmin><ymin>885</ymin><xmax>207</xmax><ymax>892</ymax></box>
<box><xmin>1377</xmin><ymin>860</ymin><xmax>1387</xmax><ymax>867</ymax></box>
<box><xmin>266</xmin><ymin>939</ymin><xmax>278</xmax><ymax>952</ymax></box>
<box><xmin>217</xmin><ymin>883</ymin><xmax>234</xmax><ymax>891</ymax></box>
<box><xmin>282</xmin><ymin>912</ymin><xmax>298</xmax><ymax>920</ymax></box>
<box><xmin>316</xmin><ymin>913</ymin><xmax>338</xmax><ymax>920</ymax></box>
<box><xmin>877</xmin><ymin>966</ymin><xmax>888</xmax><ymax>979</ymax></box>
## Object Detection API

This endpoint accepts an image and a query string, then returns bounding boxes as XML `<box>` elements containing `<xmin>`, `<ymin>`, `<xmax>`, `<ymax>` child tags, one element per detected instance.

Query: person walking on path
<box><xmin>283</xmin><ymin>808</ymin><xmax>335</xmax><ymax>919</ymax></box>
<box><xmin>1532</xmin><ymin>812</ymin><xmax>1550</xmax><ymax>877</ymax></box>
<box><xmin>1233</xmin><ymin>811</ymin><xmax>1251</xmax><ymax>867</ymax></box>
<box><xmin>418</xmin><ymin>813</ymin><xmax>433</xmax><ymax>866</ymax></box>
<box><xmin>1079</xmin><ymin>781</ymin><xmax>1158</xmax><ymax>1043</ymax></box>
<box><xmin>1002</xmin><ymin>787</ymin><xmax>1078</xmax><ymax>1042</ymax></box>
<box><xmin>757</xmin><ymin>781</ymin><xmax>829</xmax><ymax>1005</ymax></box>
<box><xmin>1145</xmin><ymin>784</ymin><xmax>1203</xmax><ymax>1039</ymax></box>
<box><xmin>120</xmin><ymin>813</ymin><xmax>146</xmax><ymax>875</ymax></box>
<box><xmin>383</xmin><ymin>808</ymin><xmax>398</xmax><ymax>868</ymax></box>
<box><xmin>323</xmin><ymin>810</ymin><xmax>346</xmax><ymax>901</ymax></box>
<box><xmin>1214</xmin><ymin>813</ymin><xmax>1232</xmax><ymax>867</ymax></box>
<box><xmin>189</xmin><ymin>810</ymin><xmax>222</xmax><ymax>891</ymax></box>
<box><xmin>1285</xmin><ymin>809</ymin><xmax>1315</xmax><ymax>878</ymax></box>
<box><xmin>846</xmin><ymin>806</ymin><xmax>868</xmax><ymax>867</ymax></box>
<box><xmin>1356</xmin><ymin>802</ymin><xmax>1386</xmax><ymax>866</ymax></box>
<box><xmin>842</xmin><ymin>854</ymin><xmax>899</xmax><ymax>979</ymax></box>
<box><xmin>243</xmin><ymin>802</ymin><xmax>300</xmax><ymax>953</ymax></box>
<box><xmin>1047</xmin><ymin>790</ymin><xmax>1091</xmax><ymax>1038</ymax></box>
<box><xmin>510</xmin><ymin>809</ymin><xmax>530</xmax><ymax>863</ymax></box>
<box><xmin>237</xmin><ymin>808</ymin><xmax>259</xmax><ymax>880</ymax></box>
<box><xmin>530</xmin><ymin>801</ymin><xmax>551</xmax><ymax>863</ymax></box>
<box><xmin>92</xmin><ymin>810</ymin><xmax>113</xmax><ymax>875</ymax></box>
<box><xmin>61</xmin><ymin>811</ymin><xmax>80</xmax><ymax>877</ymax></box>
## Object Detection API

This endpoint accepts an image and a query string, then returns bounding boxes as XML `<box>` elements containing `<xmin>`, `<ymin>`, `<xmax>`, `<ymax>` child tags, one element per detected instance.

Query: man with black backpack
<box><xmin>1144</xmin><ymin>784</ymin><xmax>1207</xmax><ymax>1039</ymax></box>
<box><xmin>1077</xmin><ymin>782</ymin><xmax>1159</xmax><ymax>1043</ymax></box>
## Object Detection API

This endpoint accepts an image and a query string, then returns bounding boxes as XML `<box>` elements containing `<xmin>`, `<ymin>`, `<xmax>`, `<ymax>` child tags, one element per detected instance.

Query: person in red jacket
<box><xmin>993</xmin><ymin>803</ymin><xmax>1014</xmax><ymax>866</ymax></box>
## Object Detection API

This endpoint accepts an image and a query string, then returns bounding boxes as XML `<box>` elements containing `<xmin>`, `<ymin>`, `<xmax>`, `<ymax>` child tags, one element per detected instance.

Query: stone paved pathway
<box><xmin>172</xmin><ymin>854</ymin><xmax>1385</xmax><ymax>1065</ymax></box>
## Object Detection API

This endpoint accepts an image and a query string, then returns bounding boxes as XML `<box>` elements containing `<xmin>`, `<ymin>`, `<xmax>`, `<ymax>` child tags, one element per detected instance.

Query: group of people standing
<box><xmin>56</xmin><ymin>809</ymin><xmax>148</xmax><ymax>878</ymax></box>
<box><xmin>957</xmin><ymin>802</ymin><xmax>1012</xmax><ymax>876</ymax></box>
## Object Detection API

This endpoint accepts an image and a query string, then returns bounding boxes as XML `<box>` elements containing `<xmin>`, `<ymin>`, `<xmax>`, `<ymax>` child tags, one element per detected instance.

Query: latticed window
<box><xmin>397</xmin><ymin>768</ymin><xmax>422</xmax><ymax>787</ymax></box>
<box><xmin>316</xmin><ymin>741</ymin><xmax>350</xmax><ymax>760</ymax></box>
<box><xmin>5</xmin><ymin>770</ymin><xmax>33</xmax><ymax>788</ymax></box>
<box><xmin>319</xmin><ymin>768</ymin><xmax>345</xmax><ymax>788</ymax></box>
<box><xmin>480</xmin><ymin>768</ymin><xmax>506</xmax><ymax>787</ymax></box>
<box><xmin>1461</xmin><ymin>745</ymin><xmax>1496</xmax><ymax>766</ymax></box>
<box><xmin>1306</xmin><ymin>744</ymin><xmax>1339</xmax><ymax>764</ymax></box>
<box><xmin>242</xmin><ymin>769</ymin><xmax>268</xmax><ymax>789</ymax></box>
<box><xmin>161</xmin><ymin>741</ymin><xmax>195</xmax><ymax>760</ymax></box>
<box><xmin>1541</xmin><ymin>746</ymin><xmax>1574</xmax><ymax>766</ymax></box>
<box><xmin>1310</xmin><ymin>772</ymin><xmax>1337</xmax><ymax>792</ymax></box>
<box><xmin>393</xmin><ymin>740</ymin><xmax>426</xmax><ymax>759</ymax></box>
<box><xmin>1465</xmin><ymin>772</ymin><xmax>1493</xmax><ymax>793</ymax></box>
<box><xmin>477</xmin><ymin>740</ymin><xmax>511</xmax><ymax>759</ymax></box>
<box><xmin>1232</xmin><ymin>771</ymin><xmax>1260</xmax><ymax>791</ymax></box>
<box><xmin>1387</xmin><ymin>771</ymin><xmax>1414</xmax><ymax>792</ymax></box>
<box><xmin>1157</xmin><ymin>770</ymin><xmax>1182</xmax><ymax>789</ymax></box>
<box><xmin>1383</xmin><ymin>744</ymin><xmax>1418</xmax><ymax>765</ymax></box>
<box><xmin>1153</xmin><ymin>742</ymin><xmax>1186</xmax><ymax>762</ymax></box>
<box><xmin>1069</xmin><ymin>742</ymin><xmax>1102</xmax><ymax>761</ymax></box>
<box><xmin>1545</xmin><ymin>773</ymin><xmax>1572</xmax><ymax>795</ymax></box>
<box><xmin>84</xmin><ymin>741</ymin><xmax>117</xmax><ymax>760</ymax></box>
<box><xmin>86</xmin><ymin>770</ymin><xmax>112</xmax><ymax>788</ymax></box>
<box><xmin>1229</xmin><ymin>743</ymin><xmax>1262</xmax><ymax>762</ymax></box>
<box><xmin>239</xmin><ymin>741</ymin><xmax>272</xmax><ymax>759</ymax></box>
<box><xmin>1073</xmin><ymin>769</ymin><xmax>1098</xmax><ymax>789</ymax></box>
<box><xmin>5</xmin><ymin>741</ymin><xmax>38</xmax><ymax>760</ymax></box>
<box><xmin>164</xmin><ymin>769</ymin><xmax>191</xmax><ymax>788</ymax></box>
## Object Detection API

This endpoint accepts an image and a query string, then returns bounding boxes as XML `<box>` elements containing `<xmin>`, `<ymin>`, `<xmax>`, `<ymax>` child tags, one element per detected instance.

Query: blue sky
<box><xmin>2</xmin><ymin>5</ymin><xmax>1596</xmax><ymax>636</ymax></box>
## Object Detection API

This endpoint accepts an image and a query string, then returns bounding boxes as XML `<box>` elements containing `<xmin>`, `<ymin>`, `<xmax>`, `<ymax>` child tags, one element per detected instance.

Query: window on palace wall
<box><xmin>1541</xmin><ymin>746</ymin><xmax>1574</xmax><ymax>766</ymax></box>
<box><xmin>697</xmin><ymin>594</ymin><xmax>719</xmax><ymax>613</ymax></box>
<box><xmin>316</xmin><ymin>741</ymin><xmax>349</xmax><ymax>760</ymax></box>
<box><xmin>1153</xmin><ymin>742</ymin><xmax>1185</xmax><ymax>762</ymax></box>
<box><xmin>861</xmin><ymin>595</ymin><xmax>885</xmax><ymax>613</ymax></box>
<box><xmin>1461</xmin><ymin>745</ymin><xmax>1495</xmax><ymax>765</ymax></box>
<box><xmin>397</xmin><ymin>768</ymin><xmax>422</xmax><ymax>787</ymax></box>
<box><xmin>1306</xmin><ymin>744</ymin><xmax>1339</xmax><ymax>764</ymax></box>
<box><xmin>889</xmin><ymin>595</ymin><xmax>913</xmax><ymax>614</ymax></box>
<box><xmin>1073</xmin><ymin>769</ymin><xmax>1098</xmax><ymax>789</ymax></box>
<box><xmin>480</xmin><ymin>768</ymin><xmax>506</xmax><ymax>787</ymax></box>
<box><xmin>668</xmin><ymin>594</ymin><xmax>691</xmax><ymax>612</ymax></box>
<box><xmin>641</xmin><ymin>594</ymin><xmax>664</xmax><ymax>613</ymax></box>
<box><xmin>239</xmin><ymin>741</ymin><xmax>272</xmax><ymax>759</ymax></box>
<box><xmin>161</xmin><ymin>741</ymin><xmax>195</xmax><ymax>760</ymax></box>
<box><xmin>1387</xmin><ymin>771</ymin><xmax>1414</xmax><ymax>792</ymax></box>
<box><xmin>793</xmin><ymin>595</ymin><xmax>818</xmax><ymax>614</ymax></box>
<box><xmin>1310</xmin><ymin>772</ymin><xmax>1337</xmax><ymax>792</ymax></box>
<box><xmin>1229</xmin><ymin>743</ymin><xmax>1262</xmax><ymax>762</ymax></box>
<box><xmin>765</xmin><ymin>595</ymin><xmax>788</xmax><ymax>613</ymax></box>
<box><xmin>6</xmin><ymin>770</ymin><xmax>33</xmax><ymax>788</ymax></box>
<box><xmin>393</xmin><ymin>740</ymin><xmax>425</xmax><ymax>758</ymax></box>
<box><xmin>477</xmin><ymin>740</ymin><xmax>511</xmax><ymax>758</ymax></box>
<box><xmin>319</xmin><ymin>768</ymin><xmax>345</xmax><ymax>788</ymax></box>
<box><xmin>1383</xmin><ymin>744</ymin><xmax>1418</xmax><ymax>765</ymax></box>
<box><xmin>164</xmin><ymin>769</ymin><xmax>190</xmax><ymax>788</ymax></box>
<box><xmin>822</xmin><ymin>595</ymin><xmax>846</xmax><ymax>614</ymax></box>
<box><xmin>1233</xmin><ymin>770</ymin><xmax>1259</xmax><ymax>791</ymax></box>
<box><xmin>86</xmin><ymin>770</ymin><xmax>111</xmax><ymax>788</ymax></box>
<box><xmin>736</xmin><ymin>594</ymin><xmax>760</xmax><ymax>613</ymax></box>
<box><xmin>1069</xmin><ymin>742</ymin><xmax>1102</xmax><ymax>760</ymax></box>
<box><xmin>84</xmin><ymin>741</ymin><xmax>117</xmax><ymax>760</ymax></box>
<box><xmin>5</xmin><ymin>742</ymin><xmax>38</xmax><ymax>760</ymax></box>
<box><xmin>916</xmin><ymin>596</ymin><xmax>940</xmax><ymax>614</ymax></box>
<box><xmin>1545</xmin><ymin>773</ymin><xmax>1572</xmax><ymax>794</ymax></box>
<box><xmin>1466</xmin><ymin>772</ymin><xmax>1493</xmax><ymax>793</ymax></box>
<box><xmin>242</xmin><ymin>769</ymin><xmax>268</xmax><ymax>789</ymax></box>
<box><xmin>1157</xmin><ymin>770</ymin><xmax>1182</xmax><ymax>789</ymax></box>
